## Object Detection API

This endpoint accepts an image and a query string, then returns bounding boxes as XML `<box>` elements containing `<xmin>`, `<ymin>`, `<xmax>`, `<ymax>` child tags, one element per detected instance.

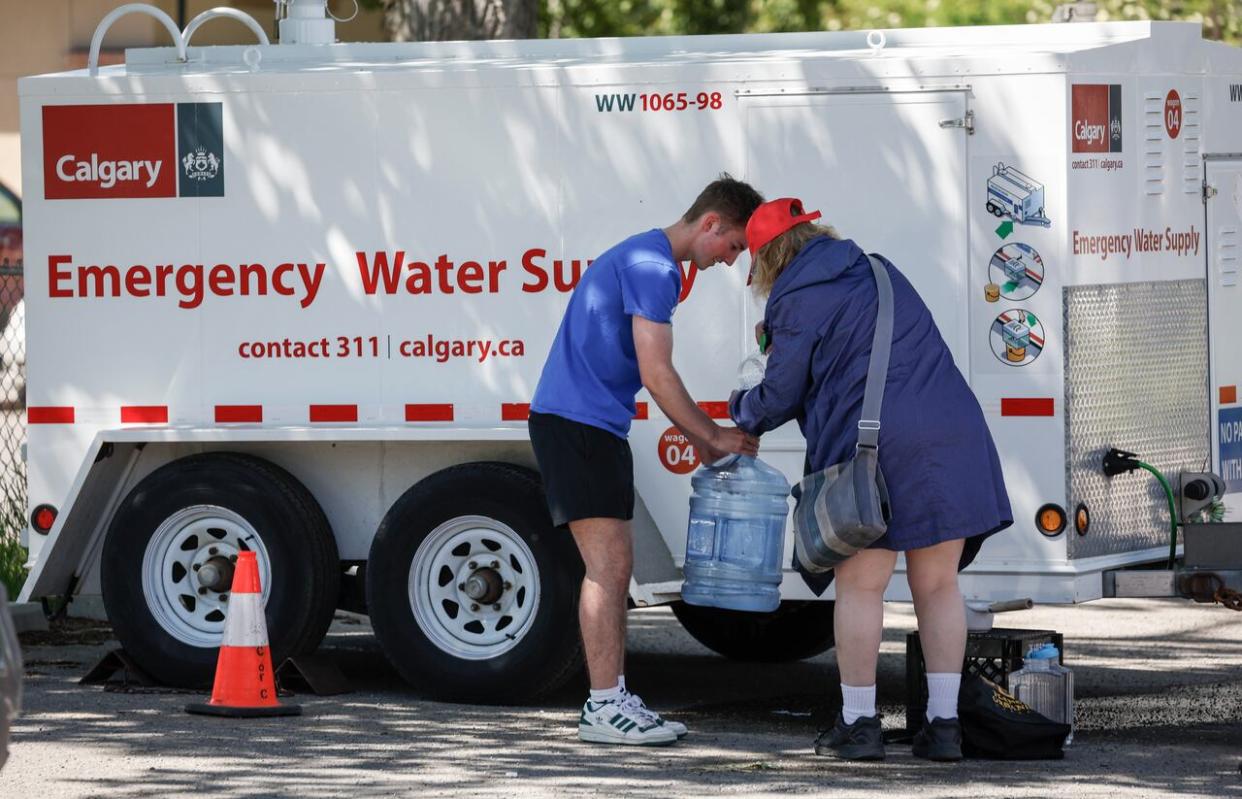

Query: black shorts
<box><xmin>528</xmin><ymin>411</ymin><xmax>634</xmax><ymax>528</ymax></box>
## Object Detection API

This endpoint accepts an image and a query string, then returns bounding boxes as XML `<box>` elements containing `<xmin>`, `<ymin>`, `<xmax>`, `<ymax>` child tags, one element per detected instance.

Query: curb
<box><xmin>10</xmin><ymin>602</ymin><xmax>48</xmax><ymax>634</ymax></box>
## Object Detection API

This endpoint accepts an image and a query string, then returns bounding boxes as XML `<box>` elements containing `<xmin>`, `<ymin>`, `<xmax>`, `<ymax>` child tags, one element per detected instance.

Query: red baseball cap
<box><xmin>745</xmin><ymin>197</ymin><xmax>822</xmax><ymax>260</ymax></box>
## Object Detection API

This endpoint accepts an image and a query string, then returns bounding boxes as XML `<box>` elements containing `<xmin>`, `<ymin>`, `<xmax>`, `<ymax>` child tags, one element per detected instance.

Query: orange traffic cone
<box><xmin>186</xmin><ymin>551</ymin><xmax>301</xmax><ymax>717</ymax></box>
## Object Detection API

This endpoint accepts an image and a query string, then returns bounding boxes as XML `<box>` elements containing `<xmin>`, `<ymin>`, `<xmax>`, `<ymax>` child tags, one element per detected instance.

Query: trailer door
<box><xmin>1205</xmin><ymin>156</ymin><xmax>1242</xmax><ymax>519</ymax></box>
<box><xmin>742</xmin><ymin>90</ymin><xmax>971</xmax><ymax>368</ymax></box>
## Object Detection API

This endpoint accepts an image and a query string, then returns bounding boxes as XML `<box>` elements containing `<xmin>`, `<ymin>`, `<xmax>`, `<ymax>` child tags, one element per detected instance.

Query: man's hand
<box><xmin>697</xmin><ymin>424</ymin><xmax>759</xmax><ymax>463</ymax></box>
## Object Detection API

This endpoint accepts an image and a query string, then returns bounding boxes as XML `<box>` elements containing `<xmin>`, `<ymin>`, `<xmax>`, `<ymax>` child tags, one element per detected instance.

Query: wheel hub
<box><xmin>196</xmin><ymin>555</ymin><xmax>235</xmax><ymax>593</ymax></box>
<box><xmin>462</xmin><ymin>566</ymin><xmax>504</xmax><ymax>605</ymax></box>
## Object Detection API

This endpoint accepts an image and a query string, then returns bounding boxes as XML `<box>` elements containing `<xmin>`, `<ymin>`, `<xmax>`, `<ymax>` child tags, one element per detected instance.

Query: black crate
<box><xmin>905</xmin><ymin>627</ymin><xmax>1064</xmax><ymax>732</ymax></box>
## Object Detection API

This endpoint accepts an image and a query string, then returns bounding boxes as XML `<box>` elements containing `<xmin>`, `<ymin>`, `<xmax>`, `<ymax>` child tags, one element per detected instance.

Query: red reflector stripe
<box><xmin>501</xmin><ymin>403</ymin><xmax>530</xmax><ymax>421</ymax></box>
<box><xmin>1001</xmin><ymin>398</ymin><xmax>1055</xmax><ymax>417</ymax></box>
<box><xmin>121</xmin><ymin>406</ymin><xmax>168</xmax><ymax>424</ymax></box>
<box><xmin>633</xmin><ymin>402</ymin><xmax>649</xmax><ymax>420</ymax></box>
<box><xmin>1222</xmin><ymin>385</ymin><xmax>1238</xmax><ymax>405</ymax></box>
<box><xmin>309</xmin><ymin>404</ymin><xmax>357</xmax><ymax>423</ymax></box>
<box><xmin>697</xmin><ymin>401</ymin><xmax>730</xmax><ymax>420</ymax></box>
<box><xmin>215</xmin><ymin>405</ymin><xmax>263</xmax><ymax>423</ymax></box>
<box><xmin>406</xmin><ymin>404</ymin><xmax>454</xmax><ymax>422</ymax></box>
<box><xmin>28</xmin><ymin>406</ymin><xmax>74</xmax><ymax>424</ymax></box>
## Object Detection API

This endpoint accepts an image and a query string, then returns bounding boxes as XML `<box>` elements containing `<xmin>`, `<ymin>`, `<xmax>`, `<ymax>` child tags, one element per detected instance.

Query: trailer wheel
<box><xmin>366</xmin><ymin>462</ymin><xmax>583</xmax><ymax>704</ymax></box>
<box><xmin>986</xmin><ymin>201</ymin><xmax>1001</xmax><ymax>217</ymax></box>
<box><xmin>100</xmin><ymin>453</ymin><xmax>339</xmax><ymax>688</ymax></box>
<box><xmin>671</xmin><ymin>600</ymin><xmax>836</xmax><ymax>662</ymax></box>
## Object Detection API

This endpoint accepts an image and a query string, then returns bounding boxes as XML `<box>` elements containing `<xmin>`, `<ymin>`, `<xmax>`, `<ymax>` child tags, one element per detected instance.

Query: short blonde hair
<box><xmin>750</xmin><ymin>222</ymin><xmax>840</xmax><ymax>298</ymax></box>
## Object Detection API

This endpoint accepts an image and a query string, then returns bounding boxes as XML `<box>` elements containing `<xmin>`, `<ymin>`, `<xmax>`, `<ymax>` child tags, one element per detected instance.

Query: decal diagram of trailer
<box><xmin>986</xmin><ymin>162</ymin><xmax>1053</xmax><ymax>228</ymax></box>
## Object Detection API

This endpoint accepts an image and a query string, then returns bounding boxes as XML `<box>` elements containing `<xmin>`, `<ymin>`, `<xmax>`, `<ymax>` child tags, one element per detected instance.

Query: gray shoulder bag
<box><xmin>791</xmin><ymin>254</ymin><xmax>893</xmax><ymax>572</ymax></box>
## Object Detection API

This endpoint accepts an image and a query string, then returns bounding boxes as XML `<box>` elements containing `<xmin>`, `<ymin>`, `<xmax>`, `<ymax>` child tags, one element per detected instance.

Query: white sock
<box><xmin>589</xmin><ymin>681</ymin><xmax>625</xmax><ymax>704</ymax></box>
<box><xmin>926</xmin><ymin>672</ymin><xmax>961</xmax><ymax>721</ymax></box>
<box><xmin>841</xmin><ymin>683</ymin><xmax>876</xmax><ymax>724</ymax></box>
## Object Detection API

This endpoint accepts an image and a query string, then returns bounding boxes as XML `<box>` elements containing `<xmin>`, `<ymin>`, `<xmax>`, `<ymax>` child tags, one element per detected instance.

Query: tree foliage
<box><xmin>539</xmin><ymin>0</ymin><xmax>1240</xmax><ymax>43</ymax></box>
<box><xmin>364</xmin><ymin>0</ymin><xmax>1240</xmax><ymax>43</ymax></box>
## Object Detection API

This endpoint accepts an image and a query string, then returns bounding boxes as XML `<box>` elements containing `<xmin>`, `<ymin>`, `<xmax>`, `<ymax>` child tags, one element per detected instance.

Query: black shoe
<box><xmin>814</xmin><ymin>713</ymin><xmax>885</xmax><ymax>761</ymax></box>
<box><xmin>911</xmin><ymin>716</ymin><xmax>963</xmax><ymax>762</ymax></box>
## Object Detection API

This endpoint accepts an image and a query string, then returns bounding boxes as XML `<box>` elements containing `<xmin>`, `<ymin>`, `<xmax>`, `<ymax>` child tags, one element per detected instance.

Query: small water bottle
<box><xmin>737</xmin><ymin>348</ymin><xmax>768</xmax><ymax>390</ymax></box>
<box><xmin>681</xmin><ymin>455</ymin><xmax>790</xmax><ymax>613</ymax></box>
<box><xmin>1009</xmin><ymin>643</ymin><xmax>1075</xmax><ymax>746</ymax></box>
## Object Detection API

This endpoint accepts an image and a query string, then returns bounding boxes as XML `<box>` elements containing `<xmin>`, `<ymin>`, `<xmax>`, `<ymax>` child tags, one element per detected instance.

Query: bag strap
<box><xmin>857</xmin><ymin>254</ymin><xmax>894</xmax><ymax>451</ymax></box>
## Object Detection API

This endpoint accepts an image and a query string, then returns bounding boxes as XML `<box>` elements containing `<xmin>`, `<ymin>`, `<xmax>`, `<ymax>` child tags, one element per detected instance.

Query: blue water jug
<box><xmin>681</xmin><ymin>455</ymin><xmax>791</xmax><ymax>612</ymax></box>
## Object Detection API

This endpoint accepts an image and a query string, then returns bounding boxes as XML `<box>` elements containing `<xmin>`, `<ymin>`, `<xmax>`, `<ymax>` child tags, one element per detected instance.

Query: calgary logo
<box><xmin>1071</xmin><ymin>84</ymin><xmax>1123</xmax><ymax>154</ymax></box>
<box><xmin>43</xmin><ymin>102</ymin><xmax>224</xmax><ymax>200</ymax></box>
<box><xmin>182</xmin><ymin>147</ymin><xmax>221</xmax><ymax>182</ymax></box>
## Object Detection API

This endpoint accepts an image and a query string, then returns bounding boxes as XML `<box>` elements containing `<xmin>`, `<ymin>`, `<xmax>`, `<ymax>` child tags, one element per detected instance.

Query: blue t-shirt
<box><xmin>531</xmin><ymin>229</ymin><xmax>682</xmax><ymax>438</ymax></box>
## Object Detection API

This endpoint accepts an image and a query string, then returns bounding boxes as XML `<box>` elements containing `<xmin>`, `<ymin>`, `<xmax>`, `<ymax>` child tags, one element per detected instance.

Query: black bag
<box><xmin>958</xmin><ymin>673</ymin><xmax>1071</xmax><ymax>760</ymax></box>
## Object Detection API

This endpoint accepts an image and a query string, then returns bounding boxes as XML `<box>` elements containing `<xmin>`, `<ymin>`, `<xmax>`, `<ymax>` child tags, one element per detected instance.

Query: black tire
<box><xmin>365</xmin><ymin>462</ymin><xmax>583</xmax><ymax>704</ymax></box>
<box><xmin>100</xmin><ymin>452</ymin><xmax>339</xmax><ymax>688</ymax></box>
<box><xmin>671</xmin><ymin>600</ymin><xmax>836</xmax><ymax>662</ymax></box>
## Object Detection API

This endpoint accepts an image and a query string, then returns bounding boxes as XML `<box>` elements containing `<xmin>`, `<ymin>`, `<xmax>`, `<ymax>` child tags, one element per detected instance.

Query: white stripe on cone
<box><xmin>221</xmin><ymin>592</ymin><xmax>268</xmax><ymax>647</ymax></box>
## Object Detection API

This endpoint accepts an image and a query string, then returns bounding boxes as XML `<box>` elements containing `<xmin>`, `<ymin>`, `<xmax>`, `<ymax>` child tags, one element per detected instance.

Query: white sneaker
<box><xmin>622</xmin><ymin>691</ymin><xmax>688</xmax><ymax>739</ymax></box>
<box><xmin>578</xmin><ymin>697</ymin><xmax>678</xmax><ymax>746</ymax></box>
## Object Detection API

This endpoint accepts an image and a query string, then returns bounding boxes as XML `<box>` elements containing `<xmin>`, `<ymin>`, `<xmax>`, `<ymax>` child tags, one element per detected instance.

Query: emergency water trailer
<box><xmin>14</xmin><ymin>3</ymin><xmax>1242</xmax><ymax>700</ymax></box>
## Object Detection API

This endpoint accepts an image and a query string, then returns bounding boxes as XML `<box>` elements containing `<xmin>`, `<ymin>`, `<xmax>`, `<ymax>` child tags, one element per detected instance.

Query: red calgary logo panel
<box><xmin>43</xmin><ymin>104</ymin><xmax>177</xmax><ymax>199</ymax></box>
<box><xmin>1070</xmin><ymin>84</ymin><xmax>1122</xmax><ymax>154</ymax></box>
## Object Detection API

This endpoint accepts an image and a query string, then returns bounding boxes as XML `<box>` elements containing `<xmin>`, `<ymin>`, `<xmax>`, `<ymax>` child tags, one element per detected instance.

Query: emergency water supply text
<box><xmin>47</xmin><ymin>248</ymin><xmax>701</xmax><ymax>308</ymax></box>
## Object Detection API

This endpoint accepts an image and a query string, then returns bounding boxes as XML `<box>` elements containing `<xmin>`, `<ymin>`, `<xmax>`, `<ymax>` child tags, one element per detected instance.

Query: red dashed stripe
<box><xmin>1001</xmin><ymin>398</ymin><xmax>1055</xmax><ymax>417</ymax></box>
<box><xmin>215</xmin><ymin>405</ymin><xmax>263</xmax><ymax>423</ymax></box>
<box><xmin>501</xmin><ymin>403</ymin><xmax>530</xmax><ymax>421</ymax></box>
<box><xmin>121</xmin><ymin>406</ymin><xmax>168</xmax><ymax>424</ymax></box>
<box><xmin>309</xmin><ymin>404</ymin><xmax>357</xmax><ymax>423</ymax></box>
<box><xmin>1222</xmin><ymin>385</ymin><xmax>1238</xmax><ymax>405</ymax></box>
<box><xmin>406</xmin><ymin>403</ymin><xmax>454</xmax><ymax>422</ymax></box>
<box><xmin>28</xmin><ymin>406</ymin><xmax>74</xmax><ymax>424</ymax></box>
<box><xmin>697</xmin><ymin>401</ymin><xmax>730</xmax><ymax>420</ymax></box>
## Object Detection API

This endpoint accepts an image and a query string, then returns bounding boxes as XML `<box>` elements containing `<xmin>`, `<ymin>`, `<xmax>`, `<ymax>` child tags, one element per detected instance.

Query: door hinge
<box><xmin>939</xmin><ymin>109</ymin><xmax>974</xmax><ymax>135</ymax></box>
<box><xmin>1203</xmin><ymin>181</ymin><xmax>1218</xmax><ymax>203</ymax></box>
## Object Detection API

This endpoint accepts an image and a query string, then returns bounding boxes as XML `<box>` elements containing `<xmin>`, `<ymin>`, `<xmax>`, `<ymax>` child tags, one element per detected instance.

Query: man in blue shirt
<box><xmin>529</xmin><ymin>174</ymin><xmax>763</xmax><ymax>746</ymax></box>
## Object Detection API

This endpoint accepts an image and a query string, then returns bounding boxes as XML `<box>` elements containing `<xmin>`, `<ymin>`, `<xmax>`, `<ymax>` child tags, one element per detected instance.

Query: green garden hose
<box><xmin>1135</xmin><ymin>460</ymin><xmax>1179</xmax><ymax>569</ymax></box>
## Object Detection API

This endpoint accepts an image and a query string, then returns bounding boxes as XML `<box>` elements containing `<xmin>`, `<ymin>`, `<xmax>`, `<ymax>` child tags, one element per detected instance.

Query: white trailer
<box><xmin>15</xmin><ymin>5</ymin><xmax>1242</xmax><ymax>700</ymax></box>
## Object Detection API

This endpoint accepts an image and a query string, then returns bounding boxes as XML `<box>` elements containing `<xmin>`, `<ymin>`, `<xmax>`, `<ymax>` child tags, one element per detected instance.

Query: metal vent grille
<box><xmin>1181</xmin><ymin>92</ymin><xmax>1202</xmax><ymax>195</ymax></box>
<box><xmin>1219</xmin><ymin>225</ymin><xmax>1239</xmax><ymax>288</ymax></box>
<box><xmin>1064</xmin><ymin>280</ymin><xmax>1209</xmax><ymax>559</ymax></box>
<box><xmin>1143</xmin><ymin>91</ymin><xmax>1165</xmax><ymax>196</ymax></box>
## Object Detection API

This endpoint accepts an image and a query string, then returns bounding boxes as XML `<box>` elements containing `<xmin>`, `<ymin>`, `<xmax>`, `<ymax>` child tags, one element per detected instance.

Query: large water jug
<box><xmin>1009</xmin><ymin>643</ymin><xmax>1075</xmax><ymax>746</ymax></box>
<box><xmin>681</xmin><ymin>455</ymin><xmax>791</xmax><ymax>612</ymax></box>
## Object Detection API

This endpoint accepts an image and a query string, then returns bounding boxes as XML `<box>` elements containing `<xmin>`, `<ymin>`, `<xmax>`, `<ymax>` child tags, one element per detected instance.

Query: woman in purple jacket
<box><xmin>729</xmin><ymin>199</ymin><xmax>1012</xmax><ymax>762</ymax></box>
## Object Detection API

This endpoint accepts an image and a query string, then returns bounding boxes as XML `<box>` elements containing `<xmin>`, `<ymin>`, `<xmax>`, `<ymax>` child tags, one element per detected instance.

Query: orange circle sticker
<box><xmin>657</xmin><ymin>426</ymin><xmax>699</xmax><ymax>474</ymax></box>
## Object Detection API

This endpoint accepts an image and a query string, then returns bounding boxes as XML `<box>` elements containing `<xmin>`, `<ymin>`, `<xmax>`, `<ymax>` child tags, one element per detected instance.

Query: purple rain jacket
<box><xmin>729</xmin><ymin>235</ymin><xmax>1012</xmax><ymax>553</ymax></box>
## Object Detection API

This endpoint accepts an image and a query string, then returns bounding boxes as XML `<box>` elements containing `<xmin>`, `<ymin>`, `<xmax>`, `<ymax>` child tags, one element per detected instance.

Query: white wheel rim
<box><xmin>141</xmin><ymin>505</ymin><xmax>272</xmax><ymax>648</ymax></box>
<box><xmin>409</xmin><ymin>515</ymin><xmax>541</xmax><ymax>660</ymax></box>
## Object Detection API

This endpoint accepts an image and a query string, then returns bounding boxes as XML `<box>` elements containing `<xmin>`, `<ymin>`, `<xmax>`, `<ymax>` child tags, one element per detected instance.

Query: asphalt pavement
<box><xmin>4</xmin><ymin>598</ymin><xmax>1241</xmax><ymax>798</ymax></box>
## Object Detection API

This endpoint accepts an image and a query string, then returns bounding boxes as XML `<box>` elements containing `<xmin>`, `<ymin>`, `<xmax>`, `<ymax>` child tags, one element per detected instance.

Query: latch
<box><xmin>1203</xmin><ymin>181</ymin><xmax>1218</xmax><ymax>203</ymax></box>
<box><xmin>939</xmin><ymin>110</ymin><xmax>975</xmax><ymax>134</ymax></box>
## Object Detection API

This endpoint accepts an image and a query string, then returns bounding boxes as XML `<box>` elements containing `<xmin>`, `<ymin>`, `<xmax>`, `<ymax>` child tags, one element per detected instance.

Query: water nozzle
<box><xmin>1102</xmin><ymin>448</ymin><xmax>1141</xmax><ymax>477</ymax></box>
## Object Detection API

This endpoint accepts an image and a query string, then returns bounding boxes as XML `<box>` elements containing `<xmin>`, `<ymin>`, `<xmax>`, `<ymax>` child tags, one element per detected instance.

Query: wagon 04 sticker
<box><xmin>43</xmin><ymin>102</ymin><xmax>224</xmax><ymax>200</ymax></box>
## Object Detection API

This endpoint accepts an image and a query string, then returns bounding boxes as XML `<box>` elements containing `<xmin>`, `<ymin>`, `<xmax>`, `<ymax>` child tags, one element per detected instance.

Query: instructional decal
<box><xmin>989</xmin><ymin>309</ymin><xmax>1044</xmax><ymax>367</ymax></box>
<box><xmin>985</xmin><ymin>243</ymin><xmax>1044</xmax><ymax>302</ymax></box>
<box><xmin>986</xmin><ymin>163</ymin><xmax>1052</xmax><ymax>232</ymax></box>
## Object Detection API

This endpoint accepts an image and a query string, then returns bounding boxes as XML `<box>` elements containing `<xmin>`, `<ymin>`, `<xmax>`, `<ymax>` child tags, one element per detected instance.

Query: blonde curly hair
<box><xmin>750</xmin><ymin>221</ymin><xmax>840</xmax><ymax>298</ymax></box>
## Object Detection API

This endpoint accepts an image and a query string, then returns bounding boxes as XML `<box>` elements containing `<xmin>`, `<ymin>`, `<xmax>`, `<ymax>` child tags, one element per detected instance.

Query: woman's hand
<box><xmin>698</xmin><ymin>424</ymin><xmax>759</xmax><ymax>463</ymax></box>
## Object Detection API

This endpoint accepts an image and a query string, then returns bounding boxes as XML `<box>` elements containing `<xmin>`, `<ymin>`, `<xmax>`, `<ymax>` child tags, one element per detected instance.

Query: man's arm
<box><xmin>633</xmin><ymin>316</ymin><xmax>758</xmax><ymax>463</ymax></box>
